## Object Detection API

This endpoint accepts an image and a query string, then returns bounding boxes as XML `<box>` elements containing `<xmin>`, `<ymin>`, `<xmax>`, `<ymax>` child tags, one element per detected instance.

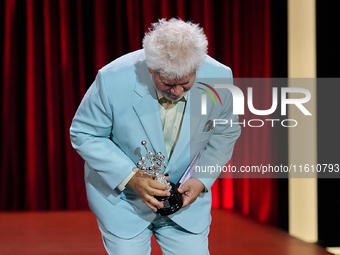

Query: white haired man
<box><xmin>70</xmin><ymin>18</ymin><xmax>240</xmax><ymax>254</ymax></box>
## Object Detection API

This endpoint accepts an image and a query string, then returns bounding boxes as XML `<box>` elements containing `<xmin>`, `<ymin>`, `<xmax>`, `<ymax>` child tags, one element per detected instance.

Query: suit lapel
<box><xmin>133</xmin><ymin>95</ymin><xmax>168</xmax><ymax>165</ymax></box>
<box><xmin>133</xmin><ymin>63</ymin><xmax>168</xmax><ymax>166</ymax></box>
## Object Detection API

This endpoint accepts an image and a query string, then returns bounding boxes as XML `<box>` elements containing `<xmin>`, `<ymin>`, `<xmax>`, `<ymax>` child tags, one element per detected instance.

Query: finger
<box><xmin>158</xmin><ymin>174</ymin><xmax>170</xmax><ymax>180</ymax></box>
<box><xmin>149</xmin><ymin>179</ymin><xmax>170</xmax><ymax>191</ymax></box>
<box><xmin>144</xmin><ymin>195</ymin><xmax>164</xmax><ymax>210</ymax></box>
<box><xmin>144</xmin><ymin>200</ymin><xmax>158</xmax><ymax>212</ymax></box>
<box><xmin>149</xmin><ymin>188</ymin><xmax>171</xmax><ymax>197</ymax></box>
<box><xmin>181</xmin><ymin>194</ymin><xmax>192</xmax><ymax>208</ymax></box>
<box><xmin>177</xmin><ymin>186</ymin><xmax>187</xmax><ymax>194</ymax></box>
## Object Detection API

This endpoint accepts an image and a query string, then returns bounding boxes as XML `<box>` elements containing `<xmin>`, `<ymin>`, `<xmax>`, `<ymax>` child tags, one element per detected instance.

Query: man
<box><xmin>70</xmin><ymin>18</ymin><xmax>240</xmax><ymax>254</ymax></box>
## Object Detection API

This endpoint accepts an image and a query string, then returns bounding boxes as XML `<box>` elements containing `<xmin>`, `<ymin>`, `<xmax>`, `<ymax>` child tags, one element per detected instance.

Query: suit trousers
<box><xmin>98</xmin><ymin>215</ymin><xmax>210</xmax><ymax>255</ymax></box>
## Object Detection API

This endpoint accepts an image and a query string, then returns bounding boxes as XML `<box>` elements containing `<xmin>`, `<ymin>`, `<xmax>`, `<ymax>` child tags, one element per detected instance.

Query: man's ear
<box><xmin>148</xmin><ymin>67</ymin><xmax>153</xmax><ymax>74</ymax></box>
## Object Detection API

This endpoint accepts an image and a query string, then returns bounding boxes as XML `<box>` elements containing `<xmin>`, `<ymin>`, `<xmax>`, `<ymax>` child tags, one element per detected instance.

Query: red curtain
<box><xmin>1</xmin><ymin>0</ymin><xmax>276</xmax><ymax>224</ymax></box>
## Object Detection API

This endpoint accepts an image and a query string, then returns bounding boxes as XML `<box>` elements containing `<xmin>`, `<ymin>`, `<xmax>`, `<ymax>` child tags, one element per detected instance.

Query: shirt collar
<box><xmin>156</xmin><ymin>90</ymin><xmax>187</xmax><ymax>104</ymax></box>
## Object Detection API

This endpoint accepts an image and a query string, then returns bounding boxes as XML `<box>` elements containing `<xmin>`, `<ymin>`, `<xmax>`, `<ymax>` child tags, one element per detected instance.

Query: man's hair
<box><xmin>143</xmin><ymin>18</ymin><xmax>208</xmax><ymax>79</ymax></box>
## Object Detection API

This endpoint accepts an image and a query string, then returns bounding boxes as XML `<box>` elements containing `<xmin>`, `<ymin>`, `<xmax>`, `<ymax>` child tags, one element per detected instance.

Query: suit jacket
<box><xmin>70</xmin><ymin>49</ymin><xmax>240</xmax><ymax>238</ymax></box>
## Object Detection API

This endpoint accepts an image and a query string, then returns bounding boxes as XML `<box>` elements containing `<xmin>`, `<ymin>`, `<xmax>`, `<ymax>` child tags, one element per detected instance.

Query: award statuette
<box><xmin>137</xmin><ymin>141</ymin><xmax>183</xmax><ymax>216</ymax></box>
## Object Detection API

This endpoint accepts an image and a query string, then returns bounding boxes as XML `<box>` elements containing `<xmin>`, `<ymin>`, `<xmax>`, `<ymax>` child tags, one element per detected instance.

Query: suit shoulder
<box><xmin>198</xmin><ymin>55</ymin><xmax>232</xmax><ymax>78</ymax></box>
<box><xmin>94</xmin><ymin>49</ymin><xmax>146</xmax><ymax>91</ymax></box>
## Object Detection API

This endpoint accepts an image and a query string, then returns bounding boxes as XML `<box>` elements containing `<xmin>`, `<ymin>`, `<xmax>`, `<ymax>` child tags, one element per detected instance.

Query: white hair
<box><xmin>143</xmin><ymin>18</ymin><xmax>208</xmax><ymax>79</ymax></box>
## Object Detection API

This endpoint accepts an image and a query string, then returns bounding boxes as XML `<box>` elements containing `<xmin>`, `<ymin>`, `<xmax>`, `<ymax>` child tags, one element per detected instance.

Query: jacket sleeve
<box><xmin>191</xmin><ymin>71</ymin><xmax>241</xmax><ymax>191</ymax></box>
<box><xmin>70</xmin><ymin>70</ymin><xmax>135</xmax><ymax>191</ymax></box>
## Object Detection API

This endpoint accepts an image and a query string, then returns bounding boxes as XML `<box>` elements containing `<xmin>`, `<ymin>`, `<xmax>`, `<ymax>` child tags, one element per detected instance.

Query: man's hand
<box><xmin>127</xmin><ymin>170</ymin><xmax>171</xmax><ymax>212</ymax></box>
<box><xmin>177</xmin><ymin>178</ymin><xmax>205</xmax><ymax>208</ymax></box>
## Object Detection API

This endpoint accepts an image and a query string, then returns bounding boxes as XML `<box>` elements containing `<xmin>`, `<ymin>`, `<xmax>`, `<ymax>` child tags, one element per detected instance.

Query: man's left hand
<box><xmin>177</xmin><ymin>178</ymin><xmax>205</xmax><ymax>208</ymax></box>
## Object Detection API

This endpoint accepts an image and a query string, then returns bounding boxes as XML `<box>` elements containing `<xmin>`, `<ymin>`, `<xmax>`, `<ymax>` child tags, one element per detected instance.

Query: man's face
<box><xmin>148</xmin><ymin>68</ymin><xmax>196</xmax><ymax>102</ymax></box>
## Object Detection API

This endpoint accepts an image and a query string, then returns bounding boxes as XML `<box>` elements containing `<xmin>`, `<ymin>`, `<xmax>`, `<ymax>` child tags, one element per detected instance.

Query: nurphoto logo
<box><xmin>197</xmin><ymin>82</ymin><xmax>222</xmax><ymax>115</ymax></box>
<box><xmin>198</xmin><ymin>82</ymin><xmax>312</xmax><ymax>128</ymax></box>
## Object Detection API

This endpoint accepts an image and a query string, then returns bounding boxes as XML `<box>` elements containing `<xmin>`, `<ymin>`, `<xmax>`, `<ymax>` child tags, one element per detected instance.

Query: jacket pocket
<box><xmin>85</xmin><ymin>164</ymin><xmax>121</xmax><ymax>206</ymax></box>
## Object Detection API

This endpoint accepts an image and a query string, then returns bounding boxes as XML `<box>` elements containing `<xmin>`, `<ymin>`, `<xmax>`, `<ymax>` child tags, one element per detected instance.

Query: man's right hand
<box><xmin>127</xmin><ymin>170</ymin><xmax>170</xmax><ymax>212</ymax></box>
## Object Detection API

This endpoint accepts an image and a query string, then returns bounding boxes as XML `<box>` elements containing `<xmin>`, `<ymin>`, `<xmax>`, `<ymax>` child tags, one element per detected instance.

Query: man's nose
<box><xmin>171</xmin><ymin>85</ymin><xmax>184</xmax><ymax>96</ymax></box>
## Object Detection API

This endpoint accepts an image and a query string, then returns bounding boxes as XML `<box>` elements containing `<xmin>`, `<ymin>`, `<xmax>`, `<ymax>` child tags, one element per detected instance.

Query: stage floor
<box><xmin>0</xmin><ymin>209</ymin><xmax>333</xmax><ymax>255</ymax></box>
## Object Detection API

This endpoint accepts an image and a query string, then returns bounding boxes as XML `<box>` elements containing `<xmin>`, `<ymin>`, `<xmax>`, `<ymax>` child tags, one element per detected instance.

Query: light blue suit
<box><xmin>70</xmin><ymin>49</ymin><xmax>240</xmax><ymax>240</ymax></box>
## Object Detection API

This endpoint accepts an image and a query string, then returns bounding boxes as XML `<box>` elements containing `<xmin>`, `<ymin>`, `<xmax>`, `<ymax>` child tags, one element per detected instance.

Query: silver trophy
<box><xmin>137</xmin><ymin>141</ymin><xmax>183</xmax><ymax>216</ymax></box>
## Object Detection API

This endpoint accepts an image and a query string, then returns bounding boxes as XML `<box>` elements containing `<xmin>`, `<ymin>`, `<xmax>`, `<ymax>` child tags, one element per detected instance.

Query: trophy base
<box><xmin>155</xmin><ymin>182</ymin><xmax>183</xmax><ymax>216</ymax></box>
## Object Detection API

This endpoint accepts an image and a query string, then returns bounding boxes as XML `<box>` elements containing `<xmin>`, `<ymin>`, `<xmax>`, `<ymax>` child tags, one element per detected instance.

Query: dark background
<box><xmin>316</xmin><ymin>0</ymin><xmax>340</xmax><ymax>247</ymax></box>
